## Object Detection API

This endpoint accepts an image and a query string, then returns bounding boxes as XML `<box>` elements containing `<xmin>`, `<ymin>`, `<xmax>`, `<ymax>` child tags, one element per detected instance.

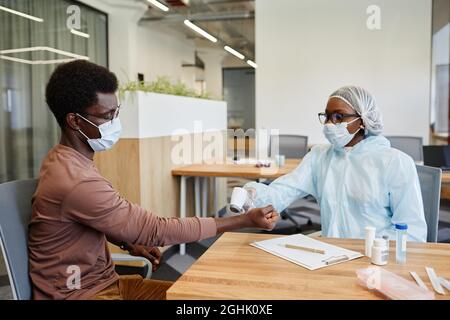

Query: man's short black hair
<box><xmin>45</xmin><ymin>60</ymin><xmax>118</xmax><ymax>128</ymax></box>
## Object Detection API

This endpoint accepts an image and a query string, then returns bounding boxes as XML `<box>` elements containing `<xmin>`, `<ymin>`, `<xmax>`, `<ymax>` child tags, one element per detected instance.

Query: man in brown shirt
<box><xmin>28</xmin><ymin>60</ymin><xmax>279</xmax><ymax>300</ymax></box>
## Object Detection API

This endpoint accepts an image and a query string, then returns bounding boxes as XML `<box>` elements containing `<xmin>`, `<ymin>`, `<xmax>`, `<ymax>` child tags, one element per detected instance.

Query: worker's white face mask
<box><xmin>323</xmin><ymin>117</ymin><xmax>361</xmax><ymax>148</ymax></box>
<box><xmin>76</xmin><ymin>114</ymin><xmax>122</xmax><ymax>152</ymax></box>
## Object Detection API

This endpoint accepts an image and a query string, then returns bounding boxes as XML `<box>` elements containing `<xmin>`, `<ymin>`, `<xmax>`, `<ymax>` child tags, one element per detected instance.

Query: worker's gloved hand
<box><xmin>242</xmin><ymin>187</ymin><xmax>256</xmax><ymax>212</ymax></box>
<box><xmin>226</xmin><ymin>187</ymin><xmax>257</xmax><ymax>215</ymax></box>
<box><xmin>246</xmin><ymin>205</ymin><xmax>279</xmax><ymax>231</ymax></box>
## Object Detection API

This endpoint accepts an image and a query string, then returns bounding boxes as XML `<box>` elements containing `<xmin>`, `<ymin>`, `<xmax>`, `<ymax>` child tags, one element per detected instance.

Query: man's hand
<box><xmin>215</xmin><ymin>204</ymin><xmax>279</xmax><ymax>234</ymax></box>
<box><xmin>127</xmin><ymin>245</ymin><xmax>162</xmax><ymax>272</ymax></box>
<box><xmin>246</xmin><ymin>205</ymin><xmax>279</xmax><ymax>230</ymax></box>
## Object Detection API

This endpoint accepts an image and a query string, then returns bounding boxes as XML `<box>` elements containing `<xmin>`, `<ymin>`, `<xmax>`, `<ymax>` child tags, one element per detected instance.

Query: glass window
<box><xmin>430</xmin><ymin>0</ymin><xmax>450</xmax><ymax>144</ymax></box>
<box><xmin>0</xmin><ymin>0</ymin><xmax>108</xmax><ymax>183</ymax></box>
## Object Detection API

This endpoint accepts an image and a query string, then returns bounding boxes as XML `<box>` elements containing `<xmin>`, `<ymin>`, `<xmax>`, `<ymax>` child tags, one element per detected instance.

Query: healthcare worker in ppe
<box><xmin>244</xmin><ymin>86</ymin><xmax>427</xmax><ymax>242</ymax></box>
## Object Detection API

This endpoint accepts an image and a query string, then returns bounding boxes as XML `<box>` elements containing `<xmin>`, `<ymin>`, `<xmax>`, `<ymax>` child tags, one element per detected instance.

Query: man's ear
<box><xmin>65</xmin><ymin>113</ymin><xmax>80</xmax><ymax>131</ymax></box>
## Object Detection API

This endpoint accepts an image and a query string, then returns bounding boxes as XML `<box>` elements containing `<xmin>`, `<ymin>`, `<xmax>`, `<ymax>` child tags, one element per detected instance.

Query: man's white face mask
<box><xmin>76</xmin><ymin>113</ymin><xmax>122</xmax><ymax>152</ymax></box>
<box><xmin>322</xmin><ymin>117</ymin><xmax>361</xmax><ymax>148</ymax></box>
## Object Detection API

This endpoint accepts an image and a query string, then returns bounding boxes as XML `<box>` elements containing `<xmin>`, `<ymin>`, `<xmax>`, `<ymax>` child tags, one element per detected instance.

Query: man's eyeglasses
<box><xmin>80</xmin><ymin>104</ymin><xmax>121</xmax><ymax>123</ymax></box>
<box><xmin>318</xmin><ymin>112</ymin><xmax>359</xmax><ymax>125</ymax></box>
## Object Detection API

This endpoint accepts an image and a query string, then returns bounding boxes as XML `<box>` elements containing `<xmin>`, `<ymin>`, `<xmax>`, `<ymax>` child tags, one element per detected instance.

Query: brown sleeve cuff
<box><xmin>198</xmin><ymin>217</ymin><xmax>217</xmax><ymax>240</ymax></box>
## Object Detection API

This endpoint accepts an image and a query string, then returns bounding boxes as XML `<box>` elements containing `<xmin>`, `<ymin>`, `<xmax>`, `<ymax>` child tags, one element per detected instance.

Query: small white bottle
<box><xmin>365</xmin><ymin>226</ymin><xmax>376</xmax><ymax>257</ymax></box>
<box><xmin>382</xmin><ymin>235</ymin><xmax>389</xmax><ymax>253</ymax></box>
<box><xmin>371</xmin><ymin>238</ymin><xmax>389</xmax><ymax>266</ymax></box>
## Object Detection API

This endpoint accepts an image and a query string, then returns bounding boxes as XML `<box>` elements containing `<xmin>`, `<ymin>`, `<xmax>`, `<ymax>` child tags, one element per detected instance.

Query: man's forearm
<box><xmin>214</xmin><ymin>214</ymin><xmax>252</xmax><ymax>234</ymax></box>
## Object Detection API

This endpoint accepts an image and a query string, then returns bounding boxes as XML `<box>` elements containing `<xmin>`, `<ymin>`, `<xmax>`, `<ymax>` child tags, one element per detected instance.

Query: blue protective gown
<box><xmin>245</xmin><ymin>135</ymin><xmax>427</xmax><ymax>242</ymax></box>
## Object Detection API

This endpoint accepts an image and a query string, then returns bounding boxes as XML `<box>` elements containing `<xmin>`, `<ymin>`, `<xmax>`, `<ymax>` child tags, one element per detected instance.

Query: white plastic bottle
<box><xmin>395</xmin><ymin>223</ymin><xmax>408</xmax><ymax>264</ymax></box>
<box><xmin>365</xmin><ymin>226</ymin><xmax>376</xmax><ymax>257</ymax></box>
<box><xmin>371</xmin><ymin>238</ymin><xmax>389</xmax><ymax>266</ymax></box>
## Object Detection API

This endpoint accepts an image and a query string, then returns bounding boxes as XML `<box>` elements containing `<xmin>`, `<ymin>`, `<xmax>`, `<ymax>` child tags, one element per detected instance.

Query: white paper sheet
<box><xmin>250</xmin><ymin>233</ymin><xmax>364</xmax><ymax>270</ymax></box>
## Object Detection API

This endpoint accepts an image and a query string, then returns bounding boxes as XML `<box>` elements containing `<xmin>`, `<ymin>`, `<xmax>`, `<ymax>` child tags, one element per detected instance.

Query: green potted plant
<box><xmin>119</xmin><ymin>76</ymin><xmax>213</xmax><ymax>100</ymax></box>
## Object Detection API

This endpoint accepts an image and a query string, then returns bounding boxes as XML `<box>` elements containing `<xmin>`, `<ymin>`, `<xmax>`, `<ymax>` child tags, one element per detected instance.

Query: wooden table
<box><xmin>172</xmin><ymin>159</ymin><xmax>301</xmax><ymax>254</ymax></box>
<box><xmin>166</xmin><ymin>232</ymin><xmax>450</xmax><ymax>300</ymax></box>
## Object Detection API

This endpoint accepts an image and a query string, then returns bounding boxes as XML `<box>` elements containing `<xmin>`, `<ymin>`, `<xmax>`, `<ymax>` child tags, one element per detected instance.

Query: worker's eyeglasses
<box><xmin>318</xmin><ymin>112</ymin><xmax>360</xmax><ymax>125</ymax></box>
<box><xmin>80</xmin><ymin>104</ymin><xmax>121</xmax><ymax>124</ymax></box>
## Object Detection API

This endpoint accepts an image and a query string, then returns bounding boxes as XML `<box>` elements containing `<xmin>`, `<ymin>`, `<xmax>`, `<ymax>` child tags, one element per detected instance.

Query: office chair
<box><xmin>269</xmin><ymin>134</ymin><xmax>309</xmax><ymax>159</ymax></box>
<box><xmin>416</xmin><ymin>165</ymin><xmax>441</xmax><ymax>242</ymax></box>
<box><xmin>0</xmin><ymin>179</ymin><xmax>152</xmax><ymax>300</ymax></box>
<box><xmin>386</xmin><ymin>136</ymin><xmax>423</xmax><ymax>162</ymax></box>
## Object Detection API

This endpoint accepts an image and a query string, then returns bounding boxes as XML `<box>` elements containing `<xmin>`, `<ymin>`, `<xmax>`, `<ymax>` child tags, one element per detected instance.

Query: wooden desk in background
<box><xmin>443</xmin><ymin>172</ymin><xmax>450</xmax><ymax>184</ymax></box>
<box><xmin>440</xmin><ymin>171</ymin><xmax>450</xmax><ymax>200</ymax></box>
<box><xmin>172</xmin><ymin>159</ymin><xmax>301</xmax><ymax>254</ymax></box>
<box><xmin>172</xmin><ymin>158</ymin><xmax>301</xmax><ymax>180</ymax></box>
<box><xmin>166</xmin><ymin>232</ymin><xmax>450</xmax><ymax>300</ymax></box>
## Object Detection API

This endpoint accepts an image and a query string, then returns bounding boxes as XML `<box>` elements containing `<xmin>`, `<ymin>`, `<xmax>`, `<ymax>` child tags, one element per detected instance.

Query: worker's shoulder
<box><xmin>378</xmin><ymin>145</ymin><xmax>415</xmax><ymax>168</ymax></box>
<box><xmin>309</xmin><ymin>144</ymin><xmax>333</xmax><ymax>156</ymax></box>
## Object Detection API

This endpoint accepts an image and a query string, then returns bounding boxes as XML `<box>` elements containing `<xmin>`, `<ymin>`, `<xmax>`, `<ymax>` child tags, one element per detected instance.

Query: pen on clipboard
<box><xmin>283</xmin><ymin>243</ymin><xmax>326</xmax><ymax>255</ymax></box>
<box><xmin>322</xmin><ymin>255</ymin><xmax>349</xmax><ymax>265</ymax></box>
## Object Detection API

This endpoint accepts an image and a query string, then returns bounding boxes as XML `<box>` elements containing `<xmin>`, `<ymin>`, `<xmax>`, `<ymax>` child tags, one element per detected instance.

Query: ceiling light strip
<box><xmin>0</xmin><ymin>55</ymin><xmax>33</xmax><ymax>64</ymax></box>
<box><xmin>184</xmin><ymin>20</ymin><xmax>217</xmax><ymax>43</ymax></box>
<box><xmin>0</xmin><ymin>46</ymin><xmax>89</xmax><ymax>60</ymax></box>
<box><xmin>0</xmin><ymin>56</ymin><xmax>85</xmax><ymax>65</ymax></box>
<box><xmin>0</xmin><ymin>5</ymin><xmax>43</xmax><ymax>22</ymax></box>
<box><xmin>147</xmin><ymin>0</ymin><xmax>169</xmax><ymax>12</ymax></box>
<box><xmin>70</xmin><ymin>29</ymin><xmax>90</xmax><ymax>38</ymax></box>
<box><xmin>247</xmin><ymin>60</ymin><xmax>257</xmax><ymax>68</ymax></box>
<box><xmin>224</xmin><ymin>46</ymin><xmax>245</xmax><ymax>60</ymax></box>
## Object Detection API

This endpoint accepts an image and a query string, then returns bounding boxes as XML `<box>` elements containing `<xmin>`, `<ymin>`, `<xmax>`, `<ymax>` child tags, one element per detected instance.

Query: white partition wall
<box><xmin>120</xmin><ymin>92</ymin><xmax>227</xmax><ymax>139</ymax></box>
<box><xmin>255</xmin><ymin>0</ymin><xmax>432</xmax><ymax>145</ymax></box>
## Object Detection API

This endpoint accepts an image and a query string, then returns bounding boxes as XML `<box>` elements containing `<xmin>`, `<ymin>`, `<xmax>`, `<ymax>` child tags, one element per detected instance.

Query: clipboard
<box><xmin>250</xmin><ymin>233</ymin><xmax>363</xmax><ymax>270</ymax></box>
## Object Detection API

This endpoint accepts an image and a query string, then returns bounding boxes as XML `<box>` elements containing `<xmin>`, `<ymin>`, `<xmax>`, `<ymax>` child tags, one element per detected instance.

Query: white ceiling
<box><xmin>140</xmin><ymin>0</ymin><xmax>255</xmax><ymax>59</ymax></box>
